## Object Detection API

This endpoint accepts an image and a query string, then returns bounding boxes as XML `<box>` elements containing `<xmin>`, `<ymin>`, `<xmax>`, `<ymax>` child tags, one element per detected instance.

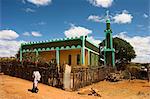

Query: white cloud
<box><xmin>87</xmin><ymin>15</ymin><xmax>105</xmax><ymax>23</ymax></box>
<box><xmin>88</xmin><ymin>15</ymin><xmax>101</xmax><ymax>22</ymax></box>
<box><xmin>23</xmin><ymin>32</ymin><xmax>30</xmax><ymax>36</ymax></box>
<box><xmin>64</xmin><ymin>25</ymin><xmax>92</xmax><ymax>38</ymax></box>
<box><xmin>88</xmin><ymin>0</ymin><xmax>113</xmax><ymax>8</ymax></box>
<box><xmin>0</xmin><ymin>30</ymin><xmax>19</xmax><ymax>40</ymax></box>
<box><xmin>25</xmin><ymin>8</ymin><xmax>35</xmax><ymax>13</ymax></box>
<box><xmin>23</xmin><ymin>31</ymin><xmax>43</xmax><ymax>37</ymax></box>
<box><xmin>113</xmin><ymin>10</ymin><xmax>133</xmax><ymax>24</ymax></box>
<box><xmin>0</xmin><ymin>40</ymin><xmax>25</xmax><ymax>57</ymax></box>
<box><xmin>31</xmin><ymin>31</ymin><xmax>42</xmax><ymax>37</ymax></box>
<box><xmin>27</xmin><ymin>0</ymin><xmax>52</xmax><ymax>6</ymax></box>
<box><xmin>0</xmin><ymin>30</ymin><xmax>25</xmax><ymax>57</ymax></box>
<box><xmin>88</xmin><ymin>10</ymin><xmax>133</xmax><ymax>24</ymax></box>
<box><xmin>87</xmin><ymin>36</ymin><xmax>101</xmax><ymax>45</ymax></box>
<box><xmin>114</xmin><ymin>32</ymin><xmax>150</xmax><ymax>63</ymax></box>
<box><xmin>64</xmin><ymin>24</ymin><xmax>101</xmax><ymax>46</ymax></box>
<box><xmin>143</xmin><ymin>13</ymin><xmax>148</xmax><ymax>18</ymax></box>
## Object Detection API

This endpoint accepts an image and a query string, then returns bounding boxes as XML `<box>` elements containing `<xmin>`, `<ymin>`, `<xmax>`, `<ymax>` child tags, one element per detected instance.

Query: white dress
<box><xmin>33</xmin><ymin>71</ymin><xmax>41</xmax><ymax>87</ymax></box>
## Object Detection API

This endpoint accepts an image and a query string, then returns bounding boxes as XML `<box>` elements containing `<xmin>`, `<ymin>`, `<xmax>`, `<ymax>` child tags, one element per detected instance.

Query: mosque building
<box><xmin>19</xmin><ymin>36</ymin><xmax>99</xmax><ymax>67</ymax></box>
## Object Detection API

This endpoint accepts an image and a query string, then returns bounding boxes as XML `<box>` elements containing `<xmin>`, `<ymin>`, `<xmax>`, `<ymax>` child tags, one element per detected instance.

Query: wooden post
<box><xmin>86</xmin><ymin>68</ymin><xmax>88</xmax><ymax>85</ymax></box>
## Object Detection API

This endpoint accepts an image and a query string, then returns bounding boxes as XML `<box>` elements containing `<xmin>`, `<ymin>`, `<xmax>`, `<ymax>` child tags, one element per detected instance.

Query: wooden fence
<box><xmin>0</xmin><ymin>61</ymin><xmax>63</xmax><ymax>88</ymax></box>
<box><xmin>0</xmin><ymin>61</ymin><xmax>107</xmax><ymax>91</ymax></box>
<box><xmin>72</xmin><ymin>67</ymin><xmax>107</xmax><ymax>90</ymax></box>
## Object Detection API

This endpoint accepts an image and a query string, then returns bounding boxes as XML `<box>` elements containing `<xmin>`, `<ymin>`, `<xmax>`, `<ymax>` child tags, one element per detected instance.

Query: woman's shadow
<box><xmin>28</xmin><ymin>88</ymin><xmax>39</xmax><ymax>93</ymax></box>
<box><xmin>28</xmin><ymin>89</ymin><xmax>34</xmax><ymax>93</ymax></box>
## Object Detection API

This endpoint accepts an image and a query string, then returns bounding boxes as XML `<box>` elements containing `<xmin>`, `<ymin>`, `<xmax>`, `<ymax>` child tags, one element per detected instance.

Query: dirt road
<box><xmin>0</xmin><ymin>74</ymin><xmax>150</xmax><ymax>99</ymax></box>
<box><xmin>0</xmin><ymin>74</ymin><xmax>96</xmax><ymax>99</ymax></box>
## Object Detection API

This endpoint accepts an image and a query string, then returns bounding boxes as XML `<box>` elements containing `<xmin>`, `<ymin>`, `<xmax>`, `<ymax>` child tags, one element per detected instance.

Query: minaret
<box><xmin>103</xmin><ymin>11</ymin><xmax>115</xmax><ymax>68</ymax></box>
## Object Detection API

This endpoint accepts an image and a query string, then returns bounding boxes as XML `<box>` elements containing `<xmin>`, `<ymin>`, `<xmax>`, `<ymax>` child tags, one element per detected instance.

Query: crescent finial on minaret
<box><xmin>106</xmin><ymin>10</ymin><xmax>110</xmax><ymax>23</ymax></box>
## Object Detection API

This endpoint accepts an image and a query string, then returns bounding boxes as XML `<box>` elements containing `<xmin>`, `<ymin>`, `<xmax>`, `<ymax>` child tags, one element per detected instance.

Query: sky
<box><xmin>0</xmin><ymin>0</ymin><xmax>150</xmax><ymax>63</ymax></box>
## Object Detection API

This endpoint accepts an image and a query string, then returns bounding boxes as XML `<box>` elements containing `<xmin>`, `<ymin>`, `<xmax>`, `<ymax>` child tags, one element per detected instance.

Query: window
<box><xmin>68</xmin><ymin>55</ymin><xmax>71</xmax><ymax>65</ymax></box>
<box><xmin>77</xmin><ymin>54</ymin><xmax>80</xmax><ymax>65</ymax></box>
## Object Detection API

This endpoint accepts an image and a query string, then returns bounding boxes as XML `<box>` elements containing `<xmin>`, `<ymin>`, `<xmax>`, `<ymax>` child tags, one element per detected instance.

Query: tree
<box><xmin>100</xmin><ymin>37</ymin><xmax>136</xmax><ymax>70</ymax></box>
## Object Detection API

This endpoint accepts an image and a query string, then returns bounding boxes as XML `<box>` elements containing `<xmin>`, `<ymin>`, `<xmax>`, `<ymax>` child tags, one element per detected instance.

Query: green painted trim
<box><xmin>66</xmin><ymin>46</ymin><xmax>70</xmax><ymax>49</ymax></box>
<box><xmin>71</xmin><ymin>45</ymin><xmax>76</xmax><ymax>49</ymax></box>
<box><xmin>46</xmin><ymin>48</ymin><xmax>50</xmax><ymax>51</ymax></box>
<box><xmin>112</xmin><ymin>51</ymin><xmax>115</xmax><ymax>67</ymax></box>
<box><xmin>105</xmin><ymin>31</ymin><xmax>107</xmax><ymax>48</ymax></box>
<box><xmin>77</xmin><ymin>45</ymin><xmax>81</xmax><ymax>48</ymax></box>
<box><xmin>60</xmin><ymin>47</ymin><xmax>81</xmax><ymax>50</ymax></box>
<box><xmin>85</xmin><ymin>47</ymin><xmax>99</xmax><ymax>66</ymax></box>
<box><xmin>22</xmin><ymin>45</ymin><xmax>82</xmax><ymax>53</ymax></box>
<box><xmin>33</xmin><ymin>49</ymin><xmax>37</xmax><ymax>51</ymax></box>
<box><xmin>56</xmin><ymin>47</ymin><xmax>59</xmax><ymax>50</ymax></box>
<box><xmin>60</xmin><ymin>46</ymin><xmax>64</xmax><ymax>50</ymax></box>
<box><xmin>35</xmin><ymin>50</ymin><xmax>38</xmax><ymax>55</ymax></box>
<box><xmin>35</xmin><ymin>50</ymin><xmax>39</xmax><ymax>62</ymax></box>
<box><xmin>96</xmin><ymin>55</ymin><xmax>99</xmax><ymax>66</ymax></box>
<box><xmin>85</xmin><ymin>47</ymin><xmax>99</xmax><ymax>55</ymax></box>
<box><xmin>103</xmin><ymin>48</ymin><xmax>115</xmax><ymax>52</ymax></box>
<box><xmin>38</xmin><ymin>48</ymin><xmax>42</xmax><ymax>51</ymax></box>
<box><xmin>106</xmin><ymin>19</ymin><xmax>110</xmax><ymax>23</ymax></box>
<box><xmin>104</xmin><ymin>51</ymin><xmax>106</xmax><ymax>65</ymax></box>
<box><xmin>105</xmin><ymin>29</ymin><xmax>112</xmax><ymax>33</ymax></box>
<box><xmin>110</xmin><ymin>32</ymin><xmax>113</xmax><ymax>49</ymax></box>
<box><xmin>51</xmin><ymin>47</ymin><xmax>55</xmax><ymax>50</ymax></box>
<box><xmin>42</xmin><ymin>48</ymin><xmax>46</xmax><ymax>51</ymax></box>
<box><xmin>26</xmin><ymin>49</ymin><xmax>29</xmax><ymax>52</ymax></box>
<box><xmin>88</xmin><ymin>50</ymin><xmax>90</xmax><ymax>65</ymax></box>
<box><xmin>81</xmin><ymin>36</ymin><xmax>85</xmax><ymax>65</ymax></box>
<box><xmin>23</xmin><ymin>49</ymin><xmax>26</xmax><ymax>53</ymax></box>
<box><xmin>21</xmin><ymin>36</ymin><xmax>82</xmax><ymax>46</ymax></box>
<box><xmin>19</xmin><ymin>44</ymin><xmax>22</xmax><ymax>62</ymax></box>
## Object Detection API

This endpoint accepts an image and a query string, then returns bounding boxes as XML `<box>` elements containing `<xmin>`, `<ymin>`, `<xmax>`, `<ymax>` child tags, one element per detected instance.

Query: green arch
<box><xmin>71</xmin><ymin>45</ymin><xmax>76</xmax><ymax>49</ymax></box>
<box><xmin>23</xmin><ymin>49</ymin><xmax>26</xmax><ymax>53</ymax></box>
<box><xmin>46</xmin><ymin>48</ymin><xmax>50</xmax><ymax>51</ymax></box>
<box><xmin>51</xmin><ymin>47</ymin><xmax>55</xmax><ymax>50</ymax></box>
<box><xmin>42</xmin><ymin>48</ymin><xmax>45</xmax><ymax>51</ymax></box>
<box><xmin>56</xmin><ymin>47</ymin><xmax>60</xmax><ymax>50</ymax></box>
<box><xmin>77</xmin><ymin>45</ymin><xmax>81</xmax><ymax>48</ymax></box>
<box><xmin>66</xmin><ymin>46</ymin><xmax>70</xmax><ymax>49</ymax></box>
<box><xmin>60</xmin><ymin>46</ymin><xmax>65</xmax><ymax>50</ymax></box>
<box><xmin>38</xmin><ymin>48</ymin><xmax>41</xmax><ymax>51</ymax></box>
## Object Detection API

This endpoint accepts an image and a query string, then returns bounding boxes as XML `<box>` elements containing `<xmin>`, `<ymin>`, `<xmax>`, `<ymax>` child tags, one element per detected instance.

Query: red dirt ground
<box><xmin>0</xmin><ymin>74</ymin><xmax>150</xmax><ymax>99</ymax></box>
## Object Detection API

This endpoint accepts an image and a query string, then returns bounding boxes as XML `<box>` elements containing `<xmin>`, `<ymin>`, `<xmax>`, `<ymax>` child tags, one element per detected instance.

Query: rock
<box><xmin>78</xmin><ymin>88</ymin><xmax>101</xmax><ymax>97</ymax></box>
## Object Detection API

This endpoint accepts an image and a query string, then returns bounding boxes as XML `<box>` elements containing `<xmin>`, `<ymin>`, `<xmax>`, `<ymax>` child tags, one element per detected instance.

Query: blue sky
<box><xmin>0</xmin><ymin>0</ymin><xmax>150</xmax><ymax>63</ymax></box>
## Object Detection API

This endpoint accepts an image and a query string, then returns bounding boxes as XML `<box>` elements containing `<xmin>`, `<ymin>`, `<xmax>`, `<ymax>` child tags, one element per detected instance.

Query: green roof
<box><xmin>22</xmin><ymin>36</ymin><xmax>82</xmax><ymax>46</ymax></box>
<box><xmin>21</xmin><ymin>36</ymin><xmax>99</xmax><ymax>53</ymax></box>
